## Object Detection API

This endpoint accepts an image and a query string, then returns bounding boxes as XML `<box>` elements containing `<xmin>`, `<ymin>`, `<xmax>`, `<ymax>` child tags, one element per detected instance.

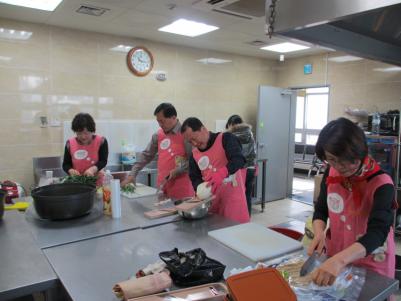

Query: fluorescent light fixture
<box><xmin>373</xmin><ymin>66</ymin><xmax>401</xmax><ymax>72</ymax></box>
<box><xmin>260</xmin><ymin>42</ymin><xmax>309</xmax><ymax>53</ymax></box>
<box><xmin>0</xmin><ymin>27</ymin><xmax>32</xmax><ymax>40</ymax></box>
<box><xmin>197</xmin><ymin>57</ymin><xmax>232</xmax><ymax>64</ymax></box>
<box><xmin>0</xmin><ymin>56</ymin><xmax>12</xmax><ymax>61</ymax></box>
<box><xmin>158</xmin><ymin>18</ymin><xmax>218</xmax><ymax>37</ymax></box>
<box><xmin>328</xmin><ymin>55</ymin><xmax>363</xmax><ymax>63</ymax></box>
<box><xmin>0</xmin><ymin>0</ymin><xmax>63</xmax><ymax>11</ymax></box>
<box><xmin>110</xmin><ymin>44</ymin><xmax>134</xmax><ymax>53</ymax></box>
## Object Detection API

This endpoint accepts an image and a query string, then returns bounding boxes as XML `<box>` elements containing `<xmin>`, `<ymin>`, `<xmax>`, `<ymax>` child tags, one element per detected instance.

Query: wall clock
<box><xmin>127</xmin><ymin>46</ymin><xmax>154</xmax><ymax>77</ymax></box>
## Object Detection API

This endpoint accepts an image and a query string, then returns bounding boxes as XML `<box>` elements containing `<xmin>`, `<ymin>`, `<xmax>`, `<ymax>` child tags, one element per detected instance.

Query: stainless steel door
<box><xmin>256</xmin><ymin>86</ymin><xmax>296</xmax><ymax>202</ymax></box>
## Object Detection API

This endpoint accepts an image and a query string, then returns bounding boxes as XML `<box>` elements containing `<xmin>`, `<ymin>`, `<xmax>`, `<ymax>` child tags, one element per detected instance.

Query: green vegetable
<box><xmin>122</xmin><ymin>183</ymin><xmax>136</xmax><ymax>193</ymax></box>
<box><xmin>280</xmin><ymin>270</ymin><xmax>290</xmax><ymax>281</ymax></box>
<box><xmin>62</xmin><ymin>175</ymin><xmax>98</xmax><ymax>186</ymax></box>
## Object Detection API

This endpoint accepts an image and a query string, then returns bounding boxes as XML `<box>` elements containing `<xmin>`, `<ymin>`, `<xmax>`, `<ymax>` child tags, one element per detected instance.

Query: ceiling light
<box><xmin>197</xmin><ymin>58</ymin><xmax>232</xmax><ymax>64</ymax></box>
<box><xmin>0</xmin><ymin>56</ymin><xmax>11</xmax><ymax>61</ymax></box>
<box><xmin>158</xmin><ymin>18</ymin><xmax>219</xmax><ymax>37</ymax></box>
<box><xmin>110</xmin><ymin>45</ymin><xmax>134</xmax><ymax>53</ymax></box>
<box><xmin>260</xmin><ymin>42</ymin><xmax>309</xmax><ymax>53</ymax></box>
<box><xmin>0</xmin><ymin>27</ymin><xmax>32</xmax><ymax>40</ymax></box>
<box><xmin>373</xmin><ymin>66</ymin><xmax>401</xmax><ymax>73</ymax></box>
<box><xmin>328</xmin><ymin>55</ymin><xmax>363</xmax><ymax>63</ymax></box>
<box><xmin>0</xmin><ymin>0</ymin><xmax>63</xmax><ymax>11</ymax></box>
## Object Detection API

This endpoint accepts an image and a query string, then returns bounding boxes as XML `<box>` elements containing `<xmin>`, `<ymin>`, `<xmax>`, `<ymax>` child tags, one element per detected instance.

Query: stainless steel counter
<box><xmin>43</xmin><ymin>215</ymin><xmax>398</xmax><ymax>301</ymax></box>
<box><xmin>43</xmin><ymin>215</ymin><xmax>241</xmax><ymax>301</ymax></box>
<box><xmin>0</xmin><ymin>211</ymin><xmax>58</xmax><ymax>300</ymax></box>
<box><xmin>25</xmin><ymin>194</ymin><xmax>182</xmax><ymax>249</ymax></box>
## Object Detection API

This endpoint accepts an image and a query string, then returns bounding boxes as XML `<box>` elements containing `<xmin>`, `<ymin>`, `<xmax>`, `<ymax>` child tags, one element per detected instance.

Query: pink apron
<box><xmin>69</xmin><ymin>135</ymin><xmax>104</xmax><ymax>185</ymax></box>
<box><xmin>192</xmin><ymin>133</ymin><xmax>250</xmax><ymax>223</ymax></box>
<box><xmin>326</xmin><ymin>168</ymin><xmax>395</xmax><ymax>278</ymax></box>
<box><xmin>157</xmin><ymin>129</ymin><xmax>194</xmax><ymax>199</ymax></box>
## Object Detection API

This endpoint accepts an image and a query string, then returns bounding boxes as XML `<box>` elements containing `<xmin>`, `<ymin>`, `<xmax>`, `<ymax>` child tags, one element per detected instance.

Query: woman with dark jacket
<box><xmin>226</xmin><ymin>115</ymin><xmax>257</xmax><ymax>215</ymax></box>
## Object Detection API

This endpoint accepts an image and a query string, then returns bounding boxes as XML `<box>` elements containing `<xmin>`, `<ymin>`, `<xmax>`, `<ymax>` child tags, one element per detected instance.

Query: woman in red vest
<box><xmin>62</xmin><ymin>113</ymin><xmax>108</xmax><ymax>181</ymax></box>
<box><xmin>309</xmin><ymin>117</ymin><xmax>396</xmax><ymax>286</ymax></box>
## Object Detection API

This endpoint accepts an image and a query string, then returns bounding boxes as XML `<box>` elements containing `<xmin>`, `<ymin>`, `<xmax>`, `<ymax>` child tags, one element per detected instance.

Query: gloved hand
<box><xmin>205</xmin><ymin>166</ymin><xmax>228</xmax><ymax>194</ymax></box>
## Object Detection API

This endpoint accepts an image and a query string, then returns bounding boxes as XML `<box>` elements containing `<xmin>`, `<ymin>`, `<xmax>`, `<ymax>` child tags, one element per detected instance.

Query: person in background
<box><xmin>226</xmin><ymin>115</ymin><xmax>257</xmax><ymax>216</ymax></box>
<box><xmin>121</xmin><ymin>103</ymin><xmax>194</xmax><ymax>200</ymax></box>
<box><xmin>181</xmin><ymin>117</ymin><xmax>250</xmax><ymax>223</ymax></box>
<box><xmin>62</xmin><ymin>113</ymin><xmax>108</xmax><ymax>181</ymax></box>
<box><xmin>308</xmin><ymin>117</ymin><xmax>396</xmax><ymax>286</ymax></box>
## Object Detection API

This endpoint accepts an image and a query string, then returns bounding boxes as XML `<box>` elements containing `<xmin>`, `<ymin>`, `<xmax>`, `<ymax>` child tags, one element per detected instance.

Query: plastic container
<box><xmin>121</xmin><ymin>141</ymin><xmax>136</xmax><ymax>165</ymax></box>
<box><xmin>103</xmin><ymin>170</ymin><xmax>113</xmax><ymax>215</ymax></box>
<box><xmin>226</xmin><ymin>268</ymin><xmax>296</xmax><ymax>301</ymax></box>
<box><xmin>372</xmin><ymin>112</ymin><xmax>381</xmax><ymax>134</ymax></box>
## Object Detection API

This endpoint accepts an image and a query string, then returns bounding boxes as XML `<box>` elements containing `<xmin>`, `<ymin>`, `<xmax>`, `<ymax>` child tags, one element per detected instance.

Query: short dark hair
<box><xmin>225</xmin><ymin>114</ymin><xmax>243</xmax><ymax>129</ymax></box>
<box><xmin>153</xmin><ymin>103</ymin><xmax>177</xmax><ymax>118</ymax></box>
<box><xmin>181</xmin><ymin>117</ymin><xmax>204</xmax><ymax>133</ymax></box>
<box><xmin>315</xmin><ymin>117</ymin><xmax>367</xmax><ymax>162</ymax></box>
<box><xmin>71</xmin><ymin>113</ymin><xmax>96</xmax><ymax>132</ymax></box>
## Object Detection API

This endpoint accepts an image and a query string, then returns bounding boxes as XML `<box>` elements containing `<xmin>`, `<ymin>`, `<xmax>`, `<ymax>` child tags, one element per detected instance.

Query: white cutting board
<box><xmin>121</xmin><ymin>183</ymin><xmax>157</xmax><ymax>199</ymax></box>
<box><xmin>208</xmin><ymin>223</ymin><xmax>302</xmax><ymax>262</ymax></box>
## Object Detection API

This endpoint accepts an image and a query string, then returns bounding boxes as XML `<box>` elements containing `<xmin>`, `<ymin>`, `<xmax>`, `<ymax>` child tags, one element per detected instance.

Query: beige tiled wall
<box><xmin>275</xmin><ymin>52</ymin><xmax>401</xmax><ymax>121</ymax></box>
<box><xmin>0</xmin><ymin>18</ymin><xmax>276</xmax><ymax>190</ymax></box>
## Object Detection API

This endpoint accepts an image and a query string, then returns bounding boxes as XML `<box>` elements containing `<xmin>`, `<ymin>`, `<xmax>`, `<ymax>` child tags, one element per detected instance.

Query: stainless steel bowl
<box><xmin>177</xmin><ymin>199</ymin><xmax>211</xmax><ymax>220</ymax></box>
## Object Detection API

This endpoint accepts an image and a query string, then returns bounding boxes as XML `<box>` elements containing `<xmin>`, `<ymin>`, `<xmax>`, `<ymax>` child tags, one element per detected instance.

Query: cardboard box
<box><xmin>313</xmin><ymin>174</ymin><xmax>323</xmax><ymax>204</ymax></box>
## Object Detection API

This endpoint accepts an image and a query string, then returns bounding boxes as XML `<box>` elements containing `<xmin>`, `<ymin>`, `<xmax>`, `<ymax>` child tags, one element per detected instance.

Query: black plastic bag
<box><xmin>159</xmin><ymin>248</ymin><xmax>226</xmax><ymax>287</ymax></box>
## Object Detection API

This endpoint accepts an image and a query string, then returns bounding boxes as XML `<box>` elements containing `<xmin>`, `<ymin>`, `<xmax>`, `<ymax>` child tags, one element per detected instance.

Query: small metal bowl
<box><xmin>177</xmin><ymin>199</ymin><xmax>211</xmax><ymax>220</ymax></box>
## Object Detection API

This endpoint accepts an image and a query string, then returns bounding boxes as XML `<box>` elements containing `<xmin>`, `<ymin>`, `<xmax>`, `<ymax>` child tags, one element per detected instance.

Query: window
<box><xmin>295</xmin><ymin>87</ymin><xmax>329</xmax><ymax>145</ymax></box>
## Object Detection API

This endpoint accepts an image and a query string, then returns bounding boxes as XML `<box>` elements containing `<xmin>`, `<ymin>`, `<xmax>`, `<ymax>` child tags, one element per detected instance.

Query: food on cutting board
<box><xmin>196</xmin><ymin>182</ymin><xmax>212</xmax><ymax>200</ymax></box>
<box><xmin>122</xmin><ymin>183</ymin><xmax>136</xmax><ymax>194</ymax></box>
<box><xmin>62</xmin><ymin>175</ymin><xmax>98</xmax><ymax>186</ymax></box>
<box><xmin>276</xmin><ymin>259</ymin><xmax>313</xmax><ymax>287</ymax></box>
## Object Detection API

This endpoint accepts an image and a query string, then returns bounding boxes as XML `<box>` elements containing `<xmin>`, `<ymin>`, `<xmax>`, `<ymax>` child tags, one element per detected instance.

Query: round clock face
<box><xmin>127</xmin><ymin>46</ymin><xmax>154</xmax><ymax>76</ymax></box>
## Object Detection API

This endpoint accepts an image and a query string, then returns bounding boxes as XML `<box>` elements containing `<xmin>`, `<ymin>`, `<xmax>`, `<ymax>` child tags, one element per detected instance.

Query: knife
<box><xmin>300</xmin><ymin>251</ymin><xmax>319</xmax><ymax>276</ymax></box>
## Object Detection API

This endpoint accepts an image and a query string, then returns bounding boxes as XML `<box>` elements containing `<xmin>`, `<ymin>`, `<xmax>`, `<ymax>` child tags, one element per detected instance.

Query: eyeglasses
<box><xmin>324</xmin><ymin>158</ymin><xmax>357</xmax><ymax>168</ymax></box>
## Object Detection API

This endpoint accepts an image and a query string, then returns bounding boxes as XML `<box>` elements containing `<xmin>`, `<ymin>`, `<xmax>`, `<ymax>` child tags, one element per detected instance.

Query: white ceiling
<box><xmin>0</xmin><ymin>0</ymin><xmax>331</xmax><ymax>59</ymax></box>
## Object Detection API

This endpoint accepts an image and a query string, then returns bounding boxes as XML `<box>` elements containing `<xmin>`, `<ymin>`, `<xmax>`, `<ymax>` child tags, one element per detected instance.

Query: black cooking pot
<box><xmin>31</xmin><ymin>183</ymin><xmax>96</xmax><ymax>220</ymax></box>
<box><xmin>0</xmin><ymin>189</ymin><xmax>5</xmax><ymax>220</ymax></box>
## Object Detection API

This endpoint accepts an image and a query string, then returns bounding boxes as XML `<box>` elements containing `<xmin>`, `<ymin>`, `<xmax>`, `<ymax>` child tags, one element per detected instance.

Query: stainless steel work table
<box><xmin>43</xmin><ymin>214</ymin><xmax>398</xmax><ymax>301</ymax></box>
<box><xmin>0</xmin><ymin>211</ymin><xmax>58</xmax><ymax>300</ymax></box>
<box><xmin>43</xmin><ymin>215</ymin><xmax>242</xmax><ymax>301</ymax></box>
<box><xmin>25</xmin><ymin>194</ymin><xmax>182</xmax><ymax>249</ymax></box>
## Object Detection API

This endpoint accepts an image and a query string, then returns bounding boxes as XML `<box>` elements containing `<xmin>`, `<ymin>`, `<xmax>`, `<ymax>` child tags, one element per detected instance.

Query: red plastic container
<box><xmin>226</xmin><ymin>268</ymin><xmax>296</xmax><ymax>301</ymax></box>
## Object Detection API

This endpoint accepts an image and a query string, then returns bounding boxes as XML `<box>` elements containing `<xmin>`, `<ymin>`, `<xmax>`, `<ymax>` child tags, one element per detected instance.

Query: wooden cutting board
<box><xmin>208</xmin><ymin>223</ymin><xmax>302</xmax><ymax>262</ymax></box>
<box><xmin>144</xmin><ymin>208</ymin><xmax>177</xmax><ymax>219</ymax></box>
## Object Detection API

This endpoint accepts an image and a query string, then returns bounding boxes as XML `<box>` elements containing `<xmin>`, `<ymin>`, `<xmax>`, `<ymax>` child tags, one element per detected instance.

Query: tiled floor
<box><xmin>292</xmin><ymin>174</ymin><xmax>314</xmax><ymax>205</ymax></box>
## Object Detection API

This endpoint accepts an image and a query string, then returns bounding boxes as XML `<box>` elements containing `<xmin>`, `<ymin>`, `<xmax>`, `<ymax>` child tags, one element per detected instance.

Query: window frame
<box><xmin>295</xmin><ymin>86</ymin><xmax>330</xmax><ymax>145</ymax></box>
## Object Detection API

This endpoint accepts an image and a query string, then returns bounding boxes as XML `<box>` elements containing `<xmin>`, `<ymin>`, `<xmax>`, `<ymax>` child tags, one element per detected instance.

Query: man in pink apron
<box><xmin>62</xmin><ymin>113</ymin><xmax>108</xmax><ymax>185</ymax></box>
<box><xmin>181</xmin><ymin>117</ymin><xmax>250</xmax><ymax>223</ymax></box>
<box><xmin>122</xmin><ymin>103</ymin><xmax>194</xmax><ymax>200</ymax></box>
<box><xmin>308</xmin><ymin>118</ymin><xmax>396</xmax><ymax>288</ymax></box>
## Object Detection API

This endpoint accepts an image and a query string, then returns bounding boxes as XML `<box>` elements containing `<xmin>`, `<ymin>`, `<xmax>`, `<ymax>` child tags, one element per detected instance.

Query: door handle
<box><xmin>258</xmin><ymin>143</ymin><xmax>265</xmax><ymax>148</ymax></box>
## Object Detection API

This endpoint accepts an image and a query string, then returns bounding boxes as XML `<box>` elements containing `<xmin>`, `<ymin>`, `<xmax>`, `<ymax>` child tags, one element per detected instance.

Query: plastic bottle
<box><xmin>121</xmin><ymin>141</ymin><xmax>136</xmax><ymax>165</ymax></box>
<box><xmin>111</xmin><ymin>179</ymin><xmax>121</xmax><ymax>219</ymax></box>
<box><xmin>103</xmin><ymin>170</ymin><xmax>113</xmax><ymax>215</ymax></box>
<box><xmin>372</xmin><ymin>112</ymin><xmax>381</xmax><ymax>134</ymax></box>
